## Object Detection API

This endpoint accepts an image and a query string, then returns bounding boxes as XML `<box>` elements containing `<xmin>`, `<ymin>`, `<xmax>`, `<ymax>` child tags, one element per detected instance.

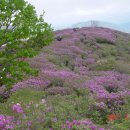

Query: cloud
<box><xmin>26</xmin><ymin>0</ymin><xmax>130</xmax><ymax>26</ymax></box>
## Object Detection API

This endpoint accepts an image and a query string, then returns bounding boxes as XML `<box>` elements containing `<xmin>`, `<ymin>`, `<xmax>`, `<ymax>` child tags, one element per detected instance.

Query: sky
<box><xmin>26</xmin><ymin>0</ymin><xmax>130</xmax><ymax>28</ymax></box>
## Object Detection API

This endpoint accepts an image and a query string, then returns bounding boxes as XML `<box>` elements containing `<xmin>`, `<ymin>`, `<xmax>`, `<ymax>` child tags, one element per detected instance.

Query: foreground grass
<box><xmin>0</xmin><ymin>88</ymin><xmax>130</xmax><ymax>129</ymax></box>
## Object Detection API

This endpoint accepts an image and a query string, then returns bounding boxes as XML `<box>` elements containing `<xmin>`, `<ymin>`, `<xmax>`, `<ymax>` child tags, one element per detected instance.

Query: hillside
<box><xmin>12</xmin><ymin>27</ymin><xmax>130</xmax><ymax>91</ymax></box>
<box><xmin>1</xmin><ymin>27</ymin><xmax>130</xmax><ymax>130</ymax></box>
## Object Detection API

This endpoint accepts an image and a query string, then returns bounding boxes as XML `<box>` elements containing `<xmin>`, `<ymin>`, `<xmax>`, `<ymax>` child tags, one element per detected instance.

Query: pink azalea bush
<box><xmin>12</xmin><ymin>103</ymin><xmax>24</xmax><ymax>114</ymax></box>
<box><xmin>62</xmin><ymin>119</ymin><xmax>106</xmax><ymax>130</ymax></box>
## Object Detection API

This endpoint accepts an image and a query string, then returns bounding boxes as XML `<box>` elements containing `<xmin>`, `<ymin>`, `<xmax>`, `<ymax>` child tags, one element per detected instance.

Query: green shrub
<box><xmin>96</xmin><ymin>38</ymin><xmax>114</xmax><ymax>45</ymax></box>
<box><xmin>95</xmin><ymin>58</ymin><xmax>116</xmax><ymax>71</ymax></box>
<box><xmin>115</xmin><ymin>61</ymin><xmax>130</xmax><ymax>74</ymax></box>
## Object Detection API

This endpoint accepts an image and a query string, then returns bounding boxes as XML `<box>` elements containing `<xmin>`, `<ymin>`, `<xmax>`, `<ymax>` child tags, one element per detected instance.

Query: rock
<box><xmin>73</xmin><ymin>28</ymin><xmax>79</xmax><ymax>32</ymax></box>
<box><xmin>55</xmin><ymin>36</ymin><xmax>63</xmax><ymax>41</ymax></box>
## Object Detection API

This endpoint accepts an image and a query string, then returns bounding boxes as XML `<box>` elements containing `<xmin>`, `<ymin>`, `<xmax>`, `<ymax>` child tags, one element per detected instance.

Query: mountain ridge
<box><xmin>54</xmin><ymin>21</ymin><xmax>130</xmax><ymax>33</ymax></box>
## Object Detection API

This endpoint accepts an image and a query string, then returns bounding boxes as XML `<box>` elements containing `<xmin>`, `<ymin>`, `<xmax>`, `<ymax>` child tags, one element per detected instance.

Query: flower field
<box><xmin>0</xmin><ymin>27</ymin><xmax>130</xmax><ymax>129</ymax></box>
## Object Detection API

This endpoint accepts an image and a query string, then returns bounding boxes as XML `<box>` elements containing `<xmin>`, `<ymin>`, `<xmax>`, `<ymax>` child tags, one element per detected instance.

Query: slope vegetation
<box><xmin>1</xmin><ymin>27</ymin><xmax>130</xmax><ymax>130</ymax></box>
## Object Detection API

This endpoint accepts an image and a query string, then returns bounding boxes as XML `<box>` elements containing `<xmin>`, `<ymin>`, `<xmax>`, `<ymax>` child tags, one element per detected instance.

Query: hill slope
<box><xmin>1</xmin><ymin>27</ymin><xmax>130</xmax><ymax>129</ymax></box>
<box><xmin>13</xmin><ymin>27</ymin><xmax>130</xmax><ymax>103</ymax></box>
<box><xmin>14</xmin><ymin>27</ymin><xmax>130</xmax><ymax>91</ymax></box>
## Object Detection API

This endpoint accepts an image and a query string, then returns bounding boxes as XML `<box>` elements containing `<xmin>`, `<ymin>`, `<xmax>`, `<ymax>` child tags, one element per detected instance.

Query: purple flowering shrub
<box><xmin>0</xmin><ymin>103</ymin><xmax>46</xmax><ymax>130</ymax></box>
<box><xmin>12</xmin><ymin>78</ymin><xmax>52</xmax><ymax>91</ymax></box>
<box><xmin>0</xmin><ymin>102</ymin><xmax>36</xmax><ymax>129</ymax></box>
<box><xmin>62</xmin><ymin>119</ymin><xmax>105</xmax><ymax>130</ymax></box>
<box><xmin>12</xmin><ymin>103</ymin><xmax>24</xmax><ymax>114</ymax></box>
<box><xmin>0</xmin><ymin>115</ymin><xmax>15</xmax><ymax>129</ymax></box>
<box><xmin>86</xmin><ymin>71</ymin><xmax>130</xmax><ymax>113</ymax></box>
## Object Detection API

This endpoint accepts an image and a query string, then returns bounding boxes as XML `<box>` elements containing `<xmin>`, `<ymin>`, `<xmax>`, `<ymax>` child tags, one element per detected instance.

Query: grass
<box><xmin>1</xmin><ymin>88</ymin><xmax>130</xmax><ymax>129</ymax></box>
<box><xmin>0</xmin><ymin>88</ymin><xmax>104</xmax><ymax>129</ymax></box>
<box><xmin>0</xmin><ymin>88</ymin><xmax>45</xmax><ymax>115</ymax></box>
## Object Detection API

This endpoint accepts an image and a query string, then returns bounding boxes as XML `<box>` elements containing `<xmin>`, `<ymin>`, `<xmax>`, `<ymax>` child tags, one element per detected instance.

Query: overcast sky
<box><xmin>26</xmin><ymin>0</ymin><xmax>130</xmax><ymax>27</ymax></box>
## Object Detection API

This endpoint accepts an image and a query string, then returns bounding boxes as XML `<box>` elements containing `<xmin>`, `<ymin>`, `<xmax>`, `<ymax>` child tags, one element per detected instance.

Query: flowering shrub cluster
<box><xmin>86</xmin><ymin>71</ymin><xmax>130</xmax><ymax>115</ymax></box>
<box><xmin>62</xmin><ymin>119</ymin><xmax>105</xmax><ymax>130</ymax></box>
<box><xmin>0</xmin><ymin>92</ymin><xmax>107</xmax><ymax>130</ymax></box>
<box><xmin>12</xmin><ymin>103</ymin><xmax>24</xmax><ymax>114</ymax></box>
<box><xmin>0</xmin><ymin>98</ymin><xmax>47</xmax><ymax>130</ymax></box>
<box><xmin>12</xmin><ymin>78</ymin><xmax>51</xmax><ymax>91</ymax></box>
<box><xmin>0</xmin><ymin>103</ymin><xmax>29</xmax><ymax>129</ymax></box>
<box><xmin>0</xmin><ymin>115</ymin><xmax>15</xmax><ymax>129</ymax></box>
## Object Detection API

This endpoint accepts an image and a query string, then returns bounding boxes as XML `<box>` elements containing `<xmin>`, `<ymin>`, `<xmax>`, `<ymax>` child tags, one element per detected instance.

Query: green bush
<box><xmin>115</xmin><ymin>61</ymin><xmax>130</xmax><ymax>74</ymax></box>
<box><xmin>96</xmin><ymin>38</ymin><xmax>114</xmax><ymax>45</ymax></box>
<box><xmin>95</xmin><ymin>58</ymin><xmax>116</xmax><ymax>71</ymax></box>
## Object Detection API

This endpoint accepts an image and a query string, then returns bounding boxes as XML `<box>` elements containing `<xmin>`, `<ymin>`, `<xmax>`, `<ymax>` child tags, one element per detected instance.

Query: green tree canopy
<box><xmin>0</xmin><ymin>0</ymin><xmax>53</xmax><ymax>93</ymax></box>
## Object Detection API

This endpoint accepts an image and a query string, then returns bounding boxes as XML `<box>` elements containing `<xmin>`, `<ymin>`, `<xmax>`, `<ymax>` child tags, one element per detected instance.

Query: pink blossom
<box><xmin>12</xmin><ymin>103</ymin><xmax>24</xmax><ymax>114</ymax></box>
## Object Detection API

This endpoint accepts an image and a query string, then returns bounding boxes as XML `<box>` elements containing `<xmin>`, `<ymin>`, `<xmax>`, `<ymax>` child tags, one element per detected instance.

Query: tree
<box><xmin>0</xmin><ymin>0</ymin><xmax>53</xmax><ymax>96</ymax></box>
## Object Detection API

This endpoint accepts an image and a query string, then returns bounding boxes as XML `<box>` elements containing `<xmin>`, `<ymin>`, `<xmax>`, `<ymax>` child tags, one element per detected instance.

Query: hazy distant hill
<box><xmin>72</xmin><ymin>21</ymin><xmax>118</xmax><ymax>29</ymax></box>
<box><xmin>72</xmin><ymin>21</ymin><xmax>130</xmax><ymax>33</ymax></box>
<box><xmin>120</xmin><ymin>22</ymin><xmax>130</xmax><ymax>32</ymax></box>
